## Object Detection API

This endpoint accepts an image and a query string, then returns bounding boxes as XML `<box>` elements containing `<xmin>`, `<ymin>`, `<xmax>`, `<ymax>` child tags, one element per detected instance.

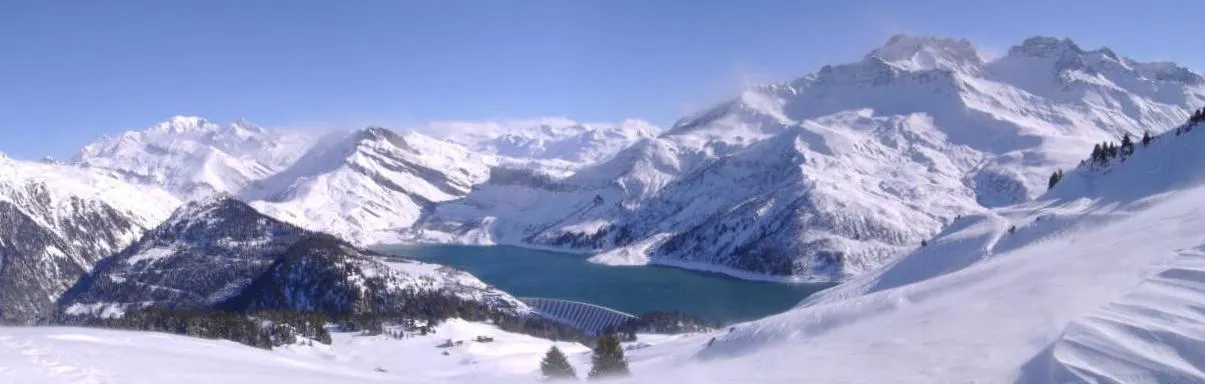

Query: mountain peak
<box><xmin>1007</xmin><ymin>36</ymin><xmax>1085</xmax><ymax>58</ymax></box>
<box><xmin>1132</xmin><ymin>61</ymin><xmax>1204</xmax><ymax>85</ymax></box>
<box><xmin>353</xmin><ymin>126</ymin><xmax>410</xmax><ymax>149</ymax></box>
<box><xmin>74</xmin><ymin>117</ymin><xmax>314</xmax><ymax>199</ymax></box>
<box><xmin>864</xmin><ymin>34</ymin><xmax>982</xmax><ymax>71</ymax></box>
<box><xmin>147</xmin><ymin>115</ymin><xmax>216</xmax><ymax>134</ymax></box>
<box><xmin>229</xmin><ymin>119</ymin><xmax>268</xmax><ymax>136</ymax></box>
<box><xmin>165</xmin><ymin>193</ymin><xmax>254</xmax><ymax>226</ymax></box>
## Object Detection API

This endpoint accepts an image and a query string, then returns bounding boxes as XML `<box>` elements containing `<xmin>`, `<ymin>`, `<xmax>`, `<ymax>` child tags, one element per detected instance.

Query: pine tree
<box><xmin>1048</xmin><ymin>169</ymin><xmax>1063</xmax><ymax>190</ymax></box>
<box><xmin>1142</xmin><ymin>131</ymin><xmax>1152</xmax><ymax>147</ymax></box>
<box><xmin>541</xmin><ymin>345</ymin><xmax>577</xmax><ymax>381</ymax></box>
<box><xmin>1120</xmin><ymin>134</ymin><xmax>1134</xmax><ymax>157</ymax></box>
<box><xmin>588</xmin><ymin>333</ymin><xmax>630</xmax><ymax>380</ymax></box>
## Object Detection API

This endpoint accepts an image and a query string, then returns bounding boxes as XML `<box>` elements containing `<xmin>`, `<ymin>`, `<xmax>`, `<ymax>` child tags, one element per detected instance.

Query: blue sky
<box><xmin>1</xmin><ymin>0</ymin><xmax>1200</xmax><ymax>159</ymax></box>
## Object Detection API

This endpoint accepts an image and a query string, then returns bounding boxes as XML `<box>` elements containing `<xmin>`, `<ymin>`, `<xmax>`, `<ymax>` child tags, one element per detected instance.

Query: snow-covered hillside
<box><xmin>0</xmin><ymin>318</ymin><xmax>636</xmax><ymax>384</ymax></box>
<box><xmin>75</xmin><ymin>116</ymin><xmax>313</xmax><ymax>199</ymax></box>
<box><xmin>416</xmin><ymin>35</ymin><xmax>1205</xmax><ymax>281</ymax></box>
<box><xmin>242</xmin><ymin>127</ymin><xmax>492</xmax><ymax>245</ymax></box>
<box><xmin>603</xmin><ymin>119</ymin><xmax>1205</xmax><ymax>383</ymax></box>
<box><xmin>59</xmin><ymin>194</ymin><xmax>524</xmax><ymax>317</ymax></box>
<box><xmin>0</xmin><ymin>155</ymin><xmax>179</xmax><ymax>323</ymax></box>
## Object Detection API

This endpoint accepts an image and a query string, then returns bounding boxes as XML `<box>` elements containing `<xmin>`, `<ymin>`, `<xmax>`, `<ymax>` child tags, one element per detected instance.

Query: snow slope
<box><xmin>416</xmin><ymin>35</ymin><xmax>1205</xmax><ymax>281</ymax></box>
<box><xmin>0</xmin><ymin>156</ymin><xmax>179</xmax><ymax>323</ymax></box>
<box><xmin>243</xmin><ymin>127</ymin><xmax>491</xmax><ymax>245</ymax></box>
<box><xmin>0</xmin><ymin>326</ymin><xmax>396</xmax><ymax>384</ymax></box>
<box><xmin>75</xmin><ymin>116</ymin><xmax>313</xmax><ymax>199</ymax></box>
<box><xmin>0</xmin><ymin>318</ymin><xmax>672</xmax><ymax>384</ymax></box>
<box><xmin>590</xmin><ymin>120</ymin><xmax>1205</xmax><ymax>383</ymax></box>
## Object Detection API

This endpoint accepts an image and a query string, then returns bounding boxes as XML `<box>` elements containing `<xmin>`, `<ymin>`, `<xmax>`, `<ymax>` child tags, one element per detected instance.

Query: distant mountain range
<box><xmin>5</xmin><ymin>33</ymin><xmax>1205</xmax><ymax>383</ymax></box>
<box><xmin>0</xmin><ymin>115</ymin><xmax>649</xmax><ymax>322</ymax></box>
<box><xmin>414</xmin><ymin>35</ymin><xmax>1205</xmax><ymax>280</ymax></box>
<box><xmin>2</xmin><ymin>35</ymin><xmax>1203</xmax><ymax>323</ymax></box>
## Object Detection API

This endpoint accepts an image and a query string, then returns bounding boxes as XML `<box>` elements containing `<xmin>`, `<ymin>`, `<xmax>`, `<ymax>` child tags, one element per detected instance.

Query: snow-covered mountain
<box><xmin>16</xmin><ymin>118</ymin><xmax>1205</xmax><ymax>384</ymax></box>
<box><xmin>0</xmin><ymin>155</ymin><xmax>179</xmax><ymax>323</ymax></box>
<box><xmin>241</xmin><ymin>127</ymin><xmax>492</xmax><ymax>245</ymax></box>
<box><xmin>58</xmin><ymin>194</ymin><xmax>524</xmax><ymax>317</ymax></box>
<box><xmin>75</xmin><ymin>116</ymin><xmax>314</xmax><ymax>199</ymax></box>
<box><xmin>612</xmin><ymin>117</ymin><xmax>1205</xmax><ymax>383</ymax></box>
<box><xmin>67</xmin><ymin>115</ymin><xmax>656</xmax><ymax>247</ymax></box>
<box><xmin>414</xmin><ymin>117</ymin><xmax>661</xmax><ymax>176</ymax></box>
<box><xmin>37</xmin><ymin>35</ymin><xmax>1205</xmax><ymax>283</ymax></box>
<box><xmin>414</xmin><ymin>35</ymin><xmax>1205</xmax><ymax>281</ymax></box>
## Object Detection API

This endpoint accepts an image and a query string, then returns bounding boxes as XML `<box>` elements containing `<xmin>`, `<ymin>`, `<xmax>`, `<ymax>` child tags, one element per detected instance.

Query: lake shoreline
<box><xmin>374</xmin><ymin>242</ymin><xmax>839</xmax><ymax>286</ymax></box>
<box><xmin>373</xmin><ymin>244</ymin><xmax>832</xmax><ymax>325</ymax></box>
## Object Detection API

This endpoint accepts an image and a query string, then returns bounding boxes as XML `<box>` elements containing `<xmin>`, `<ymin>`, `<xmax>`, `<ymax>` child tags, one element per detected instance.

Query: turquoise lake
<box><xmin>376</xmin><ymin>244</ymin><xmax>833</xmax><ymax>326</ymax></box>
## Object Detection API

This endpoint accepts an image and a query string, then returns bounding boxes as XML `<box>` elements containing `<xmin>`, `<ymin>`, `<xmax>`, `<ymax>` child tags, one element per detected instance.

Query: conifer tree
<box><xmin>1048</xmin><ymin>169</ymin><xmax>1063</xmax><ymax>190</ymax></box>
<box><xmin>588</xmin><ymin>333</ymin><xmax>630</xmax><ymax>380</ymax></box>
<box><xmin>1142</xmin><ymin>131</ymin><xmax>1152</xmax><ymax>147</ymax></box>
<box><xmin>541</xmin><ymin>345</ymin><xmax>577</xmax><ymax>381</ymax></box>
<box><xmin>1120</xmin><ymin>134</ymin><xmax>1134</xmax><ymax>156</ymax></box>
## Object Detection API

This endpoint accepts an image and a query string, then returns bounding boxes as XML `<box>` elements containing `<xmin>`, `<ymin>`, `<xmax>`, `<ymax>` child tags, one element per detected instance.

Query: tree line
<box><xmin>1050</xmin><ymin>130</ymin><xmax>1154</xmax><ymax>190</ymax></box>
<box><xmin>49</xmin><ymin>308</ymin><xmax>331</xmax><ymax>349</ymax></box>
<box><xmin>47</xmin><ymin>288</ymin><xmax>589</xmax><ymax>350</ymax></box>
